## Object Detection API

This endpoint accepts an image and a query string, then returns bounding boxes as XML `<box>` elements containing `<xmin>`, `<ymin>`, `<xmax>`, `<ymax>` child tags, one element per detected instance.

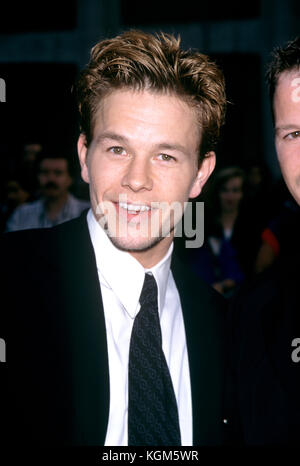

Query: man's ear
<box><xmin>77</xmin><ymin>134</ymin><xmax>90</xmax><ymax>184</ymax></box>
<box><xmin>189</xmin><ymin>151</ymin><xmax>216</xmax><ymax>199</ymax></box>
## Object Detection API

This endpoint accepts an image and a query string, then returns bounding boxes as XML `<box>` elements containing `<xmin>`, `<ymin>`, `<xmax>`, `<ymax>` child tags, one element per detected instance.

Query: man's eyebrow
<box><xmin>155</xmin><ymin>143</ymin><xmax>189</xmax><ymax>155</ymax></box>
<box><xmin>95</xmin><ymin>131</ymin><xmax>128</xmax><ymax>145</ymax></box>
<box><xmin>275</xmin><ymin>124</ymin><xmax>300</xmax><ymax>134</ymax></box>
<box><xmin>95</xmin><ymin>132</ymin><xmax>190</xmax><ymax>155</ymax></box>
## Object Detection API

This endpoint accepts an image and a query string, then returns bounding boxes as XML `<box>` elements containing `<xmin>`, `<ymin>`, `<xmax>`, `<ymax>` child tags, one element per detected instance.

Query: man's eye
<box><xmin>285</xmin><ymin>131</ymin><xmax>300</xmax><ymax>140</ymax></box>
<box><xmin>158</xmin><ymin>153</ymin><xmax>175</xmax><ymax>162</ymax></box>
<box><xmin>109</xmin><ymin>146</ymin><xmax>126</xmax><ymax>155</ymax></box>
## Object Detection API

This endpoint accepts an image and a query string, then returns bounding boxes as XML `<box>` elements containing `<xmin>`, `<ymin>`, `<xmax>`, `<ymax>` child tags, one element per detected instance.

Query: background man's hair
<box><xmin>266</xmin><ymin>36</ymin><xmax>300</xmax><ymax>123</ymax></box>
<box><xmin>210</xmin><ymin>165</ymin><xmax>245</xmax><ymax>212</ymax></box>
<box><xmin>36</xmin><ymin>150</ymin><xmax>75</xmax><ymax>177</ymax></box>
<box><xmin>75</xmin><ymin>29</ymin><xmax>226</xmax><ymax>164</ymax></box>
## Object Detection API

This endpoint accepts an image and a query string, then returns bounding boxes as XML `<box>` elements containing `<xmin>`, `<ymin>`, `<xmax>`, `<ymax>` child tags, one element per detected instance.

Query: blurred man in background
<box><xmin>0</xmin><ymin>170</ymin><xmax>31</xmax><ymax>233</ymax></box>
<box><xmin>6</xmin><ymin>151</ymin><xmax>89</xmax><ymax>231</ymax></box>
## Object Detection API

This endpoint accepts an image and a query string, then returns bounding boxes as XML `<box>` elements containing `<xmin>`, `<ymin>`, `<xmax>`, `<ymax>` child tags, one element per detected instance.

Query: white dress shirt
<box><xmin>87</xmin><ymin>209</ymin><xmax>193</xmax><ymax>446</ymax></box>
<box><xmin>6</xmin><ymin>194</ymin><xmax>90</xmax><ymax>231</ymax></box>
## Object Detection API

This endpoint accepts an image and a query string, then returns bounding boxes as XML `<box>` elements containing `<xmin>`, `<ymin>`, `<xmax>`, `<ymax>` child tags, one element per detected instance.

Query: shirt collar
<box><xmin>144</xmin><ymin>243</ymin><xmax>173</xmax><ymax>318</ymax></box>
<box><xmin>87</xmin><ymin>208</ymin><xmax>173</xmax><ymax>319</ymax></box>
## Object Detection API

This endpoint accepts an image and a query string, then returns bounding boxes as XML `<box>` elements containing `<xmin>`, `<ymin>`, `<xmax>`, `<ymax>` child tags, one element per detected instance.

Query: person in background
<box><xmin>23</xmin><ymin>141</ymin><xmax>43</xmax><ymax>162</ymax></box>
<box><xmin>20</xmin><ymin>141</ymin><xmax>43</xmax><ymax>198</ymax></box>
<box><xmin>228</xmin><ymin>36</ymin><xmax>300</xmax><ymax>445</ymax></box>
<box><xmin>243</xmin><ymin>160</ymin><xmax>275</xmax><ymax>224</ymax></box>
<box><xmin>6</xmin><ymin>151</ymin><xmax>89</xmax><ymax>231</ymax></box>
<box><xmin>244</xmin><ymin>161</ymin><xmax>273</xmax><ymax>204</ymax></box>
<box><xmin>255</xmin><ymin>191</ymin><xmax>300</xmax><ymax>274</ymax></box>
<box><xmin>190</xmin><ymin>166</ymin><xmax>261</xmax><ymax>296</ymax></box>
<box><xmin>0</xmin><ymin>171</ymin><xmax>31</xmax><ymax>233</ymax></box>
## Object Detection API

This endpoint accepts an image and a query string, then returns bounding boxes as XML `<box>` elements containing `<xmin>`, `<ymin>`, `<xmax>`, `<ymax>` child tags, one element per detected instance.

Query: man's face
<box><xmin>78</xmin><ymin>89</ymin><xmax>215</xmax><ymax>262</ymax></box>
<box><xmin>6</xmin><ymin>180</ymin><xmax>30</xmax><ymax>208</ymax></box>
<box><xmin>219</xmin><ymin>176</ymin><xmax>243</xmax><ymax>213</ymax></box>
<box><xmin>274</xmin><ymin>70</ymin><xmax>300</xmax><ymax>205</ymax></box>
<box><xmin>38</xmin><ymin>158</ymin><xmax>72</xmax><ymax>200</ymax></box>
<box><xmin>24</xmin><ymin>143</ymin><xmax>42</xmax><ymax>162</ymax></box>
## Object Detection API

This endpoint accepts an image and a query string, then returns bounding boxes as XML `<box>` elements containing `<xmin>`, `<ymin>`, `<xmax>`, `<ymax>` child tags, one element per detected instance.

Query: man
<box><xmin>0</xmin><ymin>30</ymin><xmax>229</xmax><ymax>446</ymax></box>
<box><xmin>6</xmin><ymin>152</ymin><xmax>89</xmax><ymax>231</ymax></box>
<box><xmin>228</xmin><ymin>37</ymin><xmax>300</xmax><ymax>445</ymax></box>
<box><xmin>18</xmin><ymin>141</ymin><xmax>43</xmax><ymax>198</ymax></box>
<box><xmin>0</xmin><ymin>171</ymin><xmax>31</xmax><ymax>233</ymax></box>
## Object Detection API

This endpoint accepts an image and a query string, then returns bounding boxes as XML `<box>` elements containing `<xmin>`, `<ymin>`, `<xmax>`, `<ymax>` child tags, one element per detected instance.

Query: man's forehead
<box><xmin>274</xmin><ymin>69</ymin><xmax>300</xmax><ymax>114</ymax></box>
<box><xmin>92</xmin><ymin>89</ymin><xmax>201</xmax><ymax>149</ymax></box>
<box><xmin>277</xmin><ymin>69</ymin><xmax>300</xmax><ymax>88</ymax></box>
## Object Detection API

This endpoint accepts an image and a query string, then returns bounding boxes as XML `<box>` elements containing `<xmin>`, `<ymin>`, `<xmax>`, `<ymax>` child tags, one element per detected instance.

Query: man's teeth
<box><xmin>119</xmin><ymin>202</ymin><xmax>151</xmax><ymax>213</ymax></box>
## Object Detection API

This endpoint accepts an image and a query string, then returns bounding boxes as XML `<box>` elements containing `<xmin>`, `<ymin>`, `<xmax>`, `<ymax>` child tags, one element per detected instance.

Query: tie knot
<box><xmin>139</xmin><ymin>273</ymin><xmax>158</xmax><ymax>308</ymax></box>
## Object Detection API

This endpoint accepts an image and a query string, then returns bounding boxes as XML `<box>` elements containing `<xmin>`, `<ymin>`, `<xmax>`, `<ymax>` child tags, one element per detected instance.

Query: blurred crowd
<box><xmin>178</xmin><ymin>160</ymin><xmax>300</xmax><ymax>298</ymax></box>
<box><xmin>0</xmin><ymin>141</ymin><xmax>90</xmax><ymax>233</ymax></box>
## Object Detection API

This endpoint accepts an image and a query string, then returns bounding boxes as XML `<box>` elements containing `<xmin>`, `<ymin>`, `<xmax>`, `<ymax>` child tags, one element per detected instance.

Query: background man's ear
<box><xmin>77</xmin><ymin>134</ymin><xmax>90</xmax><ymax>184</ymax></box>
<box><xmin>189</xmin><ymin>151</ymin><xmax>216</xmax><ymax>199</ymax></box>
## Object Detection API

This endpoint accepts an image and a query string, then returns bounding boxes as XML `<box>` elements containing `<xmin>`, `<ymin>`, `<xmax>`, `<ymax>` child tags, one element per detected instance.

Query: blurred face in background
<box><xmin>219</xmin><ymin>176</ymin><xmax>243</xmax><ymax>213</ymax></box>
<box><xmin>274</xmin><ymin>70</ymin><xmax>300</xmax><ymax>206</ymax></box>
<box><xmin>248</xmin><ymin>165</ymin><xmax>263</xmax><ymax>188</ymax></box>
<box><xmin>38</xmin><ymin>158</ymin><xmax>72</xmax><ymax>201</ymax></box>
<box><xmin>5</xmin><ymin>180</ymin><xmax>30</xmax><ymax>208</ymax></box>
<box><xmin>23</xmin><ymin>143</ymin><xmax>42</xmax><ymax>163</ymax></box>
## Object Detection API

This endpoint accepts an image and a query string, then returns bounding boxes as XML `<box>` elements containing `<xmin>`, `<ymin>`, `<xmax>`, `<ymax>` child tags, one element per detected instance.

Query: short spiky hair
<box><xmin>75</xmin><ymin>29</ymin><xmax>226</xmax><ymax>163</ymax></box>
<box><xmin>266</xmin><ymin>36</ymin><xmax>300</xmax><ymax>122</ymax></box>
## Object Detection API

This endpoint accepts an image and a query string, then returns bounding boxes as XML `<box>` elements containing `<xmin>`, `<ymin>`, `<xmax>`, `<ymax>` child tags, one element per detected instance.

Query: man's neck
<box><xmin>220</xmin><ymin>210</ymin><xmax>238</xmax><ymax>229</ymax></box>
<box><xmin>130</xmin><ymin>236</ymin><xmax>174</xmax><ymax>269</ymax></box>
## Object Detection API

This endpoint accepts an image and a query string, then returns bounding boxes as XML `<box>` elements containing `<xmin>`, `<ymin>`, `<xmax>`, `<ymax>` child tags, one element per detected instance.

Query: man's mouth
<box><xmin>118</xmin><ymin>202</ymin><xmax>152</xmax><ymax>215</ymax></box>
<box><xmin>45</xmin><ymin>185</ymin><xmax>58</xmax><ymax>190</ymax></box>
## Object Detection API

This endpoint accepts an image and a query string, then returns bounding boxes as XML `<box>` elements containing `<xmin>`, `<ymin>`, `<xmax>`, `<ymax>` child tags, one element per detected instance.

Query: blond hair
<box><xmin>76</xmin><ymin>29</ymin><xmax>226</xmax><ymax>163</ymax></box>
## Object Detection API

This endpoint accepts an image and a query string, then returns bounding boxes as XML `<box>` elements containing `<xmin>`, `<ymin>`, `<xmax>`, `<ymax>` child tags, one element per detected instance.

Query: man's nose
<box><xmin>121</xmin><ymin>156</ymin><xmax>153</xmax><ymax>192</ymax></box>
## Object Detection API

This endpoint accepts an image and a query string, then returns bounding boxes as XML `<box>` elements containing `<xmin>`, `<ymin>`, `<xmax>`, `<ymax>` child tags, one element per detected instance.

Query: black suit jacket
<box><xmin>227</xmin><ymin>217</ymin><xmax>300</xmax><ymax>445</ymax></box>
<box><xmin>0</xmin><ymin>211</ymin><xmax>230</xmax><ymax>446</ymax></box>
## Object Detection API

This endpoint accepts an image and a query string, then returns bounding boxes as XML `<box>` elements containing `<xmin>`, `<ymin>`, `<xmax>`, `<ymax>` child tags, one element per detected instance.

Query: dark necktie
<box><xmin>128</xmin><ymin>273</ymin><xmax>181</xmax><ymax>446</ymax></box>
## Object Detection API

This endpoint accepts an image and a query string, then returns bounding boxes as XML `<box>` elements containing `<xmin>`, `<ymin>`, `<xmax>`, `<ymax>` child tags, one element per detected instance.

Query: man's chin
<box><xmin>44</xmin><ymin>190</ymin><xmax>60</xmax><ymax>199</ymax></box>
<box><xmin>106</xmin><ymin>233</ymin><xmax>165</xmax><ymax>253</ymax></box>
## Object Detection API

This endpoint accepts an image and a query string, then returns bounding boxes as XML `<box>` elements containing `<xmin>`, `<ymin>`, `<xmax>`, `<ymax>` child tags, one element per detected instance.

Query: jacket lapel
<box><xmin>51</xmin><ymin>213</ymin><xmax>110</xmax><ymax>445</ymax></box>
<box><xmin>171</xmin><ymin>254</ymin><xmax>226</xmax><ymax>445</ymax></box>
